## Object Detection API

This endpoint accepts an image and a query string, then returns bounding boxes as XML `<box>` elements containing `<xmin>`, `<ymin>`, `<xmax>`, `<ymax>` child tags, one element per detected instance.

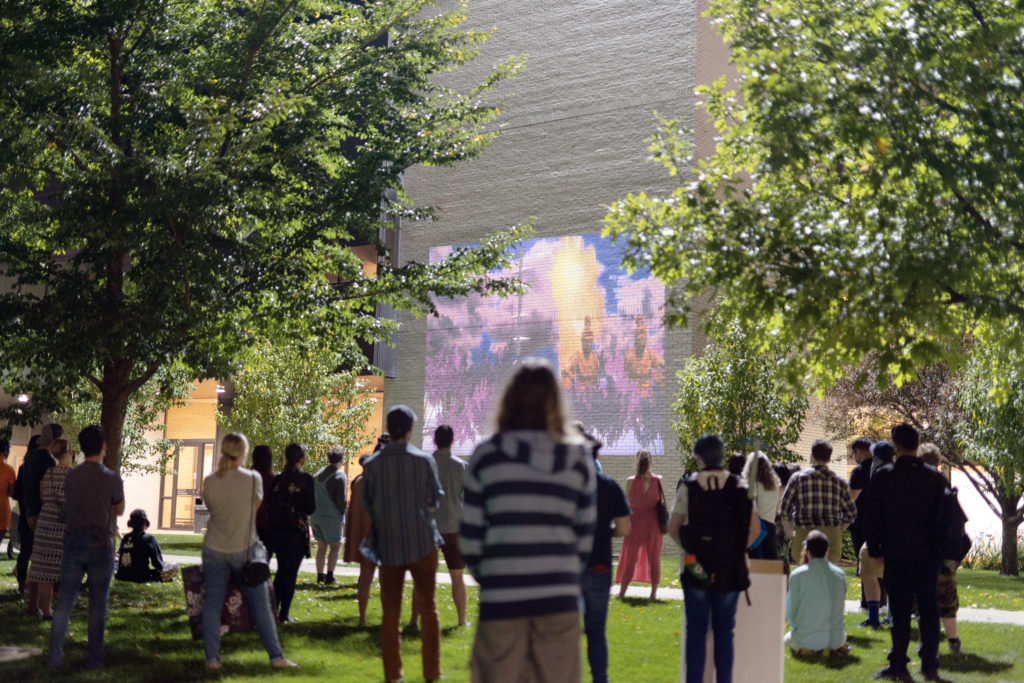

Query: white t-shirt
<box><xmin>202</xmin><ymin>467</ymin><xmax>262</xmax><ymax>553</ymax></box>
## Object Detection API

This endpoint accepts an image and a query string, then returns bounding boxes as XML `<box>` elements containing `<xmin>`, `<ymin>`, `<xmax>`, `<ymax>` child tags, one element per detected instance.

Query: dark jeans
<box><xmin>885</xmin><ymin>558</ymin><xmax>940</xmax><ymax>672</ymax></box>
<box><xmin>16</xmin><ymin>514</ymin><xmax>34</xmax><ymax>586</ymax></box>
<box><xmin>272</xmin><ymin>532</ymin><xmax>307</xmax><ymax>620</ymax></box>
<box><xmin>683</xmin><ymin>584</ymin><xmax>739</xmax><ymax>683</ymax></box>
<box><xmin>581</xmin><ymin>566</ymin><xmax>612</xmax><ymax>683</ymax></box>
<box><xmin>48</xmin><ymin>530</ymin><xmax>115</xmax><ymax>667</ymax></box>
<box><xmin>748</xmin><ymin>520</ymin><xmax>778</xmax><ymax>560</ymax></box>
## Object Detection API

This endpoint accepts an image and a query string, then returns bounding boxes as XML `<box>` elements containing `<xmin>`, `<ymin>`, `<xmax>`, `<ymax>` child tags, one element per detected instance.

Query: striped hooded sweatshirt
<box><xmin>460</xmin><ymin>430</ymin><xmax>596</xmax><ymax>621</ymax></box>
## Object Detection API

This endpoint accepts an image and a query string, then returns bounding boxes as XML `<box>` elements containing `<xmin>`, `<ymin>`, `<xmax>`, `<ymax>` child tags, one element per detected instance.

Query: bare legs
<box><xmin>315</xmin><ymin>542</ymin><xmax>342</xmax><ymax>584</ymax></box>
<box><xmin>357</xmin><ymin>558</ymin><xmax>376</xmax><ymax>627</ymax></box>
<box><xmin>36</xmin><ymin>581</ymin><xmax>54</xmax><ymax>618</ymax></box>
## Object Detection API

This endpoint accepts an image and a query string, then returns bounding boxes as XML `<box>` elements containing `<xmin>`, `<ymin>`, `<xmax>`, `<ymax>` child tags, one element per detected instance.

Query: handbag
<box><xmin>182</xmin><ymin>565</ymin><xmax>278</xmax><ymax>640</ymax></box>
<box><xmin>655</xmin><ymin>477</ymin><xmax>669</xmax><ymax>534</ymax></box>
<box><xmin>240</xmin><ymin>475</ymin><xmax>271</xmax><ymax>587</ymax></box>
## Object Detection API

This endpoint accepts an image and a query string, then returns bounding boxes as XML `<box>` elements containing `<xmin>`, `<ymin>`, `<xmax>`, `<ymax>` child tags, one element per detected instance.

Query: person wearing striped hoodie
<box><xmin>460</xmin><ymin>358</ymin><xmax>597</xmax><ymax>683</ymax></box>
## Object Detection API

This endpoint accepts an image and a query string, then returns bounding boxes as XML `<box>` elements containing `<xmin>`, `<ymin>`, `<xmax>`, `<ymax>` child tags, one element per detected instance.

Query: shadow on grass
<box><xmin>940</xmin><ymin>652</ymin><xmax>1013</xmax><ymax>675</ymax></box>
<box><xmin>616</xmin><ymin>596</ymin><xmax>657</xmax><ymax>608</ymax></box>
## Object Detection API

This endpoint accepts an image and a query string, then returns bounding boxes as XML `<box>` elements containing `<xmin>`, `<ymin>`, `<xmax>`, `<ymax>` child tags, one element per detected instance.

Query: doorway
<box><xmin>159</xmin><ymin>440</ymin><xmax>216</xmax><ymax>530</ymax></box>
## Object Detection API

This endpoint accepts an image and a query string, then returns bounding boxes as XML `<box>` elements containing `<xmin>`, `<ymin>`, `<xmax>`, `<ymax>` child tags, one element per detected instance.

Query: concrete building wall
<box><xmin>389</xmin><ymin>0</ymin><xmax>700</xmax><ymax>472</ymax></box>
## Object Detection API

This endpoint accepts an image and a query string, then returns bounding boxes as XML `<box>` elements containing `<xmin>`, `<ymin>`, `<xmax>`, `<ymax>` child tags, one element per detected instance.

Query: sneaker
<box><xmin>872</xmin><ymin>664</ymin><xmax>912</xmax><ymax>682</ymax></box>
<box><xmin>270</xmin><ymin>658</ymin><xmax>299</xmax><ymax>669</ymax></box>
<box><xmin>948</xmin><ymin>637</ymin><xmax>962</xmax><ymax>655</ymax></box>
<box><xmin>921</xmin><ymin>667</ymin><xmax>939</xmax><ymax>681</ymax></box>
<box><xmin>324</xmin><ymin>573</ymin><xmax>335</xmax><ymax>586</ymax></box>
<box><xmin>859</xmin><ymin>618</ymin><xmax>882</xmax><ymax>628</ymax></box>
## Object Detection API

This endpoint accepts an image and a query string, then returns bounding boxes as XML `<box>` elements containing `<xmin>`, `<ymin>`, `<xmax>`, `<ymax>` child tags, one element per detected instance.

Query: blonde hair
<box><xmin>217</xmin><ymin>432</ymin><xmax>249</xmax><ymax>478</ymax></box>
<box><xmin>495</xmin><ymin>358</ymin><xmax>567</xmax><ymax>439</ymax></box>
<box><xmin>49</xmin><ymin>438</ymin><xmax>71</xmax><ymax>463</ymax></box>
<box><xmin>634</xmin><ymin>449</ymin><xmax>652</xmax><ymax>477</ymax></box>
<box><xmin>918</xmin><ymin>442</ymin><xmax>942</xmax><ymax>468</ymax></box>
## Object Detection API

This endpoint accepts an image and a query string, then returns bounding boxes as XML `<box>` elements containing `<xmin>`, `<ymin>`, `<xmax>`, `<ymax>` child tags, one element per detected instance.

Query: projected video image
<box><xmin>423</xmin><ymin>234</ymin><xmax>666</xmax><ymax>456</ymax></box>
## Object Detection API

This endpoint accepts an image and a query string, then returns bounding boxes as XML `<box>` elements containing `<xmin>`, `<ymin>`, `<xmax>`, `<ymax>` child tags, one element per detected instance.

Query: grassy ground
<box><xmin>1</xmin><ymin>554</ymin><xmax>1023</xmax><ymax>682</ymax></box>
<box><xmin>154</xmin><ymin>536</ymin><xmax>1024</xmax><ymax>611</ymax></box>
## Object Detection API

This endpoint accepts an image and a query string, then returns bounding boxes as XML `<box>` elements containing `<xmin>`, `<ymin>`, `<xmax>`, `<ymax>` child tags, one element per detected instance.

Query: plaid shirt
<box><xmin>779</xmin><ymin>464</ymin><xmax>857</xmax><ymax>528</ymax></box>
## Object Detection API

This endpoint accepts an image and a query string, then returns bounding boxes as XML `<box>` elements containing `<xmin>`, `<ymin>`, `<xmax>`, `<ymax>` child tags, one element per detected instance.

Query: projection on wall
<box><xmin>424</xmin><ymin>234</ymin><xmax>666</xmax><ymax>456</ymax></box>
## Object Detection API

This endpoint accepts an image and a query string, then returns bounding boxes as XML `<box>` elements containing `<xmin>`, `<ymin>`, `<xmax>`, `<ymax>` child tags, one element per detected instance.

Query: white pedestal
<box><xmin>679</xmin><ymin>559</ymin><xmax>787</xmax><ymax>683</ymax></box>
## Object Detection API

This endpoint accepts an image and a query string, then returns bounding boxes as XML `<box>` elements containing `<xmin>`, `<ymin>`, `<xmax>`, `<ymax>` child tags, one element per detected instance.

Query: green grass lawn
<box><xmin>1</xmin><ymin>553</ymin><xmax>1023</xmax><ymax>682</ymax></box>
<box><xmin>152</xmin><ymin>534</ymin><xmax>204</xmax><ymax>558</ymax></box>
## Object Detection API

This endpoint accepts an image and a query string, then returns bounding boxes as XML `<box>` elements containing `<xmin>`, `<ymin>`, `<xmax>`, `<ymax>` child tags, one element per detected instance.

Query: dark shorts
<box><xmin>440</xmin><ymin>533</ymin><xmax>465</xmax><ymax>570</ymax></box>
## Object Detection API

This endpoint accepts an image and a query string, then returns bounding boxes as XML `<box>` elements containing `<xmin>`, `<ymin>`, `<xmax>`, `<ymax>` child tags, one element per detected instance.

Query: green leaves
<box><xmin>0</xmin><ymin>1</ymin><xmax>523</xmax><ymax>468</ymax></box>
<box><xmin>606</xmin><ymin>0</ymin><xmax>1024</xmax><ymax>388</ymax></box>
<box><xmin>218</xmin><ymin>334</ymin><xmax>376</xmax><ymax>472</ymax></box>
<box><xmin>673</xmin><ymin>317</ymin><xmax>808</xmax><ymax>465</ymax></box>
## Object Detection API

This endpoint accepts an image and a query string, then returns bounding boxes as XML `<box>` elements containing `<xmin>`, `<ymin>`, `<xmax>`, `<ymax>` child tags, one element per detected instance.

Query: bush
<box><xmin>960</xmin><ymin>530</ymin><xmax>1024</xmax><ymax>571</ymax></box>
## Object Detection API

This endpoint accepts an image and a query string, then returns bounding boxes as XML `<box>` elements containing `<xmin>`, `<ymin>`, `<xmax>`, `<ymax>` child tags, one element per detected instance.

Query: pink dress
<box><xmin>615</xmin><ymin>475</ymin><xmax>663</xmax><ymax>585</ymax></box>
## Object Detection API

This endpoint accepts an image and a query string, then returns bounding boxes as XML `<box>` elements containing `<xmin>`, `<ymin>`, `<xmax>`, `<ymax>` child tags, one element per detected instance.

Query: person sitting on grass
<box><xmin>785</xmin><ymin>530</ymin><xmax>849</xmax><ymax>657</ymax></box>
<box><xmin>116</xmin><ymin>509</ymin><xmax>175</xmax><ymax>583</ymax></box>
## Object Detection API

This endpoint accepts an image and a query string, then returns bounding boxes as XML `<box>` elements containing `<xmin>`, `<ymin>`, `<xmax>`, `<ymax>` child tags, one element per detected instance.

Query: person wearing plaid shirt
<box><xmin>779</xmin><ymin>440</ymin><xmax>857</xmax><ymax>564</ymax></box>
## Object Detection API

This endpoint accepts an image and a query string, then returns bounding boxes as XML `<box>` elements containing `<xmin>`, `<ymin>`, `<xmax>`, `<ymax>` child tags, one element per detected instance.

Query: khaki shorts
<box><xmin>793</xmin><ymin>525</ymin><xmax>844</xmax><ymax>565</ymax></box>
<box><xmin>858</xmin><ymin>544</ymin><xmax>884</xmax><ymax>578</ymax></box>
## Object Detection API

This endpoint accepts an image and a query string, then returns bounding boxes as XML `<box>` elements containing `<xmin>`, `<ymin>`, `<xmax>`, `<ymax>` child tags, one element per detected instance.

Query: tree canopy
<box><xmin>673</xmin><ymin>318</ymin><xmax>807</xmax><ymax>465</ymax></box>
<box><xmin>606</xmin><ymin>0</ymin><xmax>1024</xmax><ymax>387</ymax></box>
<box><xmin>0</xmin><ymin>0</ymin><xmax>526</xmax><ymax>469</ymax></box>
<box><xmin>218</xmin><ymin>333</ymin><xmax>376</xmax><ymax>472</ymax></box>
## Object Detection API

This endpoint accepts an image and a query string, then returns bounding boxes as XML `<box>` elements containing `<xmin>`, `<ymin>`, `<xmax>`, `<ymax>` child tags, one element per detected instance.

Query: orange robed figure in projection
<box><xmin>623</xmin><ymin>315</ymin><xmax>663</xmax><ymax>397</ymax></box>
<box><xmin>564</xmin><ymin>317</ymin><xmax>602</xmax><ymax>391</ymax></box>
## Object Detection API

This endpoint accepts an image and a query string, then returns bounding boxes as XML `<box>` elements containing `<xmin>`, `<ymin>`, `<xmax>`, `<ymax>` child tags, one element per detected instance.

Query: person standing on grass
<box><xmin>918</xmin><ymin>442</ymin><xmax>965</xmax><ymax>656</ymax></box>
<box><xmin>858</xmin><ymin>440</ymin><xmax>896</xmax><ymax>629</ymax></box>
<box><xmin>615</xmin><ymin>449</ymin><xmax>664</xmax><ymax>600</ymax></box>
<box><xmin>311</xmin><ymin>446</ymin><xmax>347</xmax><ymax>586</ymax></box>
<box><xmin>778</xmin><ymin>439</ymin><xmax>857</xmax><ymax>565</ymax></box>
<box><xmin>669</xmin><ymin>434</ymin><xmax>759</xmax><ymax>683</ymax></box>
<box><xmin>461</xmin><ymin>359</ymin><xmax>596</xmax><ymax>683</ymax></box>
<box><xmin>200</xmin><ymin>432</ymin><xmax>296</xmax><ymax>672</ymax></box>
<box><xmin>343</xmin><ymin>453</ymin><xmax>375</xmax><ymax>627</ymax></box>
<box><xmin>268</xmin><ymin>443</ymin><xmax>316</xmax><ymax>624</ymax></box>
<box><xmin>48</xmin><ymin>425</ymin><xmax>124</xmax><ymax>669</ymax></box>
<box><xmin>410</xmin><ymin>424</ymin><xmax>469</xmax><ymax>629</ymax></box>
<box><xmin>784</xmin><ymin>530</ymin><xmax>849</xmax><ymax>656</ymax></box>
<box><xmin>862</xmin><ymin>423</ymin><xmax>947</xmax><ymax>682</ymax></box>
<box><xmin>27</xmin><ymin>438</ymin><xmax>73</xmax><ymax>618</ymax></box>
<box><xmin>0</xmin><ymin>440</ymin><xmax>15</xmax><ymax>560</ymax></box>
<box><xmin>581</xmin><ymin>432</ymin><xmax>630</xmax><ymax>683</ymax></box>
<box><xmin>361</xmin><ymin>405</ymin><xmax>445</xmax><ymax>683</ymax></box>
<box><xmin>19</xmin><ymin>424</ymin><xmax>61</xmax><ymax>604</ymax></box>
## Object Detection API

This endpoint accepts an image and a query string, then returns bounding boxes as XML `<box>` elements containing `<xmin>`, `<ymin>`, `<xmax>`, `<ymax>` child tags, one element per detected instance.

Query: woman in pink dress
<box><xmin>616</xmin><ymin>449</ymin><xmax>664</xmax><ymax>600</ymax></box>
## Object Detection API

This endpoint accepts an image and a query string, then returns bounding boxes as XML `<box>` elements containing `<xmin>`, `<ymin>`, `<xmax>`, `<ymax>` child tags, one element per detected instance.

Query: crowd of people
<box><xmin>1</xmin><ymin>359</ymin><xmax>970</xmax><ymax>682</ymax></box>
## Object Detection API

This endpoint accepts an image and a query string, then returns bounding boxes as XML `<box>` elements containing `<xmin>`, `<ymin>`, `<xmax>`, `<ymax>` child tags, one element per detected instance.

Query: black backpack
<box><xmin>939</xmin><ymin>486</ymin><xmax>971</xmax><ymax>563</ymax></box>
<box><xmin>680</xmin><ymin>473</ymin><xmax>752</xmax><ymax>592</ymax></box>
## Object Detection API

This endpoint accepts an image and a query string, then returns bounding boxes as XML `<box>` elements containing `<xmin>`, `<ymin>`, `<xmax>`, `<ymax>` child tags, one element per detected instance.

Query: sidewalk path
<box><xmin>163</xmin><ymin>554</ymin><xmax>1024</xmax><ymax>626</ymax></box>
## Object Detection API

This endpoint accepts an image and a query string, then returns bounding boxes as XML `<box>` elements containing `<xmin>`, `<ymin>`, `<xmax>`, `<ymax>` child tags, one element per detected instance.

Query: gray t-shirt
<box><xmin>432</xmin><ymin>449</ymin><xmax>466</xmax><ymax>534</ymax></box>
<box><xmin>65</xmin><ymin>460</ymin><xmax>124</xmax><ymax>543</ymax></box>
<box><xmin>202</xmin><ymin>467</ymin><xmax>262</xmax><ymax>553</ymax></box>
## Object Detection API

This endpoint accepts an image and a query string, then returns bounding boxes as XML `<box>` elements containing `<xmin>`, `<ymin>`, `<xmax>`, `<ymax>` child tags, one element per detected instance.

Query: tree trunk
<box><xmin>100</xmin><ymin>360</ymin><xmax>134</xmax><ymax>473</ymax></box>
<box><xmin>1001</xmin><ymin>513</ymin><xmax>1020</xmax><ymax>577</ymax></box>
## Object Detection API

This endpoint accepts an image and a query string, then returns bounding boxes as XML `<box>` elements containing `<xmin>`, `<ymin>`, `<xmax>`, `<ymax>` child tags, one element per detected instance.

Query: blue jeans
<box><xmin>581</xmin><ymin>566</ymin><xmax>612</xmax><ymax>683</ymax></box>
<box><xmin>48</xmin><ymin>530</ymin><xmax>115</xmax><ymax>667</ymax></box>
<box><xmin>682</xmin><ymin>584</ymin><xmax>739</xmax><ymax>683</ymax></box>
<box><xmin>201</xmin><ymin>545</ymin><xmax>284</xmax><ymax>663</ymax></box>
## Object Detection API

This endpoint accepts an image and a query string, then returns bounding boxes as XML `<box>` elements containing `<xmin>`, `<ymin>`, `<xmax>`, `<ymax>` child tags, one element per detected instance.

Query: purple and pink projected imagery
<box><xmin>424</xmin><ymin>234</ymin><xmax>666</xmax><ymax>456</ymax></box>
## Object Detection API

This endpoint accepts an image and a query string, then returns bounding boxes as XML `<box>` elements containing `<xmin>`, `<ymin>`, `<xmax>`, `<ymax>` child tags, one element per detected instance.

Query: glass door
<box><xmin>159</xmin><ymin>440</ymin><xmax>215</xmax><ymax>529</ymax></box>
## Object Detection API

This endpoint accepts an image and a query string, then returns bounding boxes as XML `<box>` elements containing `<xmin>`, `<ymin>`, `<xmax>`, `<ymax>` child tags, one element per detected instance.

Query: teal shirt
<box><xmin>786</xmin><ymin>558</ymin><xmax>847</xmax><ymax>650</ymax></box>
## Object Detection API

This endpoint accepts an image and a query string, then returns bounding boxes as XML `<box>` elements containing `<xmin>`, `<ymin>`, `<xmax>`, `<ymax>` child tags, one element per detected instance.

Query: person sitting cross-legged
<box><xmin>116</xmin><ymin>509</ymin><xmax>176</xmax><ymax>583</ymax></box>
<box><xmin>785</xmin><ymin>530</ymin><xmax>849</xmax><ymax>656</ymax></box>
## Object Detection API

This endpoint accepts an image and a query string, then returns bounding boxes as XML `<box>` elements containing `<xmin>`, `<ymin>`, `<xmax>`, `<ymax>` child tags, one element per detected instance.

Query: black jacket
<box><xmin>862</xmin><ymin>456</ymin><xmax>947</xmax><ymax>563</ymax></box>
